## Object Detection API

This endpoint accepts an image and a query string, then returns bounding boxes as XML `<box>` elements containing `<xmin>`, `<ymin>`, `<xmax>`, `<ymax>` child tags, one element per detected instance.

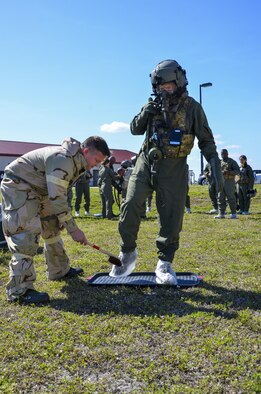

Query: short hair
<box><xmin>239</xmin><ymin>155</ymin><xmax>247</xmax><ymax>161</ymax></box>
<box><xmin>81</xmin><ymin>136</ymin><xmax>110</xmax><ymax>157</ymax></box>
<box><xmin>221</xmin><ymin>149</ymin><xmax>228</xmax><ymax>154</ymax></box>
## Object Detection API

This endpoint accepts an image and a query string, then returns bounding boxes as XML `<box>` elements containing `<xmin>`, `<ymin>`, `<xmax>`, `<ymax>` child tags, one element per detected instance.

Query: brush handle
<box><xmin>86</xmin><ymin>240</ymin><xmax>118</xmax><ymax>258</ymax></box>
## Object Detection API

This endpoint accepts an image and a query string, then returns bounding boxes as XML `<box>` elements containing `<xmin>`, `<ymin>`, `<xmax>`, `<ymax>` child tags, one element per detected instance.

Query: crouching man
<box><xmin>1</xmin><ymin>136</ymin><xmax>110</xmax><ymax>304</ymax></box>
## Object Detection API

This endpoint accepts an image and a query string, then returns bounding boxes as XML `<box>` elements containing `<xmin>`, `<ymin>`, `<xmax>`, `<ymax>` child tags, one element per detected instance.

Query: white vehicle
<box><xmin>255</xmin><ymin>174</ymin><xmax>261</xmax><ymax>184</ymax></box>
<box><xmin>254</xmin><ymin>170</ymin><xmax>261</xmax><ymax>184</ymax></box>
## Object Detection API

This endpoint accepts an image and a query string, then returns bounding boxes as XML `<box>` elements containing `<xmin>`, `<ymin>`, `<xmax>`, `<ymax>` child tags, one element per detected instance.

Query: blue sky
<box><xmin>0</xmin><ymin>0</ymin><xmax>260</xmax><ymax>176</ymax></box>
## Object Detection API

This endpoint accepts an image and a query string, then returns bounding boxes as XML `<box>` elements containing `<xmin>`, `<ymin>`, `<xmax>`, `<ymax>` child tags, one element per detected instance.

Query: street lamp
<box><xmin>199</xmin><ymin>82</ymin><xmax>212</xmax><ymax>174</ymax></box>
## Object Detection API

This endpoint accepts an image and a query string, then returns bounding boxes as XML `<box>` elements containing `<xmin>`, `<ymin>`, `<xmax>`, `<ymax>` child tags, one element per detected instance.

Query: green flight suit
<box><xmin>98</xmin><ymin>166</ymin><xmax>116</xmax><ymax>219</ymax></box>
<box><xmin>0</xmin><ymin>138</ymin><xmax>86</xmax><ymax>300</ymax></box>
<box><xmin>218</xmin><ymin>157</ymin><xmax>240</xmax><ymax>215</ymax></box>
<box><xmin>236</xmin><ymin>164</ymin><xmax>254</xmax><ymax>212</ymax></box>
<box><xmin>204</xmin><ymin>163</ymin><xmax>218</xmax><ymax>210</ymax></box>
<box><xmin>119</xmin><ymin>93</ymin><xmax>220</xmax><ymax>262</ymax></box>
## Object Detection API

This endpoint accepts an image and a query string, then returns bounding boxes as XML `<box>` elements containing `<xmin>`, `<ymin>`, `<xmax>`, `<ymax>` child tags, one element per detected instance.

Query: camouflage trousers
<box><xmin>208</xmin><ymin>181</ymin><xmax>218</xmax><ymax>210</ymax></box>
<box><xmin>217</xmin><ymin>179</ymin><xmax>237</xmax><ymax>214</ymax></box>
<box><xmin>1</xmin><ymin>176</ymin><xmax>70</xmax><ymax>300</ymax></box>
<box><xmin>119</xmin><ymin>152</ymin><xmax>187</xmax><ymax>262</ymax></box>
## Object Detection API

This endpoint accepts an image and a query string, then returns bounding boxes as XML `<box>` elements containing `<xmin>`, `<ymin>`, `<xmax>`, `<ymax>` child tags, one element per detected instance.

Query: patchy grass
<box><xmin>0</xmin><ymin>185</ymin><xmax>260</xmax><ymax>393</ymax></box>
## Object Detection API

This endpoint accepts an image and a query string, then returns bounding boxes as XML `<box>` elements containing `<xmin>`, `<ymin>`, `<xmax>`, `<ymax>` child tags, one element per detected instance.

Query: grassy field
<box><xmin>0</xmin><ymin>185</ymin><xmax>260</xmax><ymax>394</ymax></box>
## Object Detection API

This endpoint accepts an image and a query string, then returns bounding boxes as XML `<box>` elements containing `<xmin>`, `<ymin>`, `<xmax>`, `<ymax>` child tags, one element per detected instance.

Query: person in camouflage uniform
<box><xmin>109</xmin><ymin>59</ymin><xmax>222</xmax><ymax>284</ymax></box>
<box><xmin>98</xmin><ymin>158</ymin><xmax>117</xmax><ymax>219</ymax></box>
<box><xmin>204</xmin><ymin>162</ymin><xmax>218</xmax><ymax>213</ymax></box>
<box><xmin>215</xmin><ymin>149</ymin><xmax>240</xmax><ymax>219</ymax></box>
<box><xmin>1</xmin><ymin>136</ymin><xmax>110</xmax><ymax>303</ymax></box>
<box><xmin>236</xmin><ymin>155</ymin><xmax>255</xmax><ymax>215</ymax></box>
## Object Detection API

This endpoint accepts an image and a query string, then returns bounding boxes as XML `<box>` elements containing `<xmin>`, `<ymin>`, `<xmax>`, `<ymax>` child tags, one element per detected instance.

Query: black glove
<box><xmin>142</xmin><ymin>99</ymin><xmax>159</xmax><ymax>116</ymax></box>
<box><xmin>209</xmin><ymin>157</ymin><xmax>223</xmax><ymax>193</ymax></box>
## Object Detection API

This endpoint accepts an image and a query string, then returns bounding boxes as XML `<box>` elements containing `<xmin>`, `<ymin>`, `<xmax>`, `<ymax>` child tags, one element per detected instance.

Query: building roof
<box><xmin>0</xmin><ymin>140</ymin><xmax>136</xmax><ymax>164</ymax></box>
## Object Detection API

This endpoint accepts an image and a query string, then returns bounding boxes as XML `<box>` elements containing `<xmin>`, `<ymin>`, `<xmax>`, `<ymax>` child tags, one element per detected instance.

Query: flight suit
<box><xmin>236</xmin><ymin>164</ymin><xmax>254</xmax><ymax>212</ymax></box>
<box><xmin>98</xmin><ymin>166</ymin><xmax>116</xmax><ymax>219</ymax></box>
<box><xmin>75</xmin><ymin>171</ymin><xmax>92</xmax><ymax>213</ymax></box>
<box><xmin>204</xmin><ymin>163</ymin><xmax>218</xmax><ymax>210</ymax></box>
<box><xmin>1</xmin><ymin>137</ymin><xmax>86</xmax><ymax>300</ymax></box>
<box><xmin>119</xmin><ymin>93</ymin><xmax>220</xmax><ymax>262</ymax></box>
<box><xmin>218</xmin><ymin>158</ymin><xmax>240</xmax><ymax>215</ymax></box>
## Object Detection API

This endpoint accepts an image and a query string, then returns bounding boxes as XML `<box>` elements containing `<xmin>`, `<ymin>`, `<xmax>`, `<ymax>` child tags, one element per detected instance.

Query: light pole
<box><xmin>199</xmin><ymin>82</ymin><xmax>212</xmax><ymax>174</ymax></box>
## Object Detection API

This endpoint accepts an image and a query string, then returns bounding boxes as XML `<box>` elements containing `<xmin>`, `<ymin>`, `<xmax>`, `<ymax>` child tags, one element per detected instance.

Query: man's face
<box><xmin>240</xmin><ymin>157</ymin><xmax>246</xmax><ymax>166</ymax></box>
<box><xmin>158</xmin><ymin>82</ymin><xmax>177</xmax><ymax>94</ymax></box>
<box><xmin>221</xmin><ymin>150</ymin><xmax>228</xmax><ymax>160</ymax></box>
<box><xmin>82</xmin><ymin>148</ymin><xmax>106</xmax><ymax>170</ymax></box>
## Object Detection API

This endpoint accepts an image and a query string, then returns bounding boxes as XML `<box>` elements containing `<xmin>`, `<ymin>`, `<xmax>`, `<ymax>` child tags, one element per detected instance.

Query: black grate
<box><xmin>86</xmin><ymin>272</ymin><xmax>202</xmax><ymax>287</ymax></box>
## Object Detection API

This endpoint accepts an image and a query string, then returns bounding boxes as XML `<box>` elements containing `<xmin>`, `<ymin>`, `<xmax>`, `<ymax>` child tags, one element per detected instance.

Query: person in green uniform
<box><xmin>109</xmin><ymin>59</ymin><xmax>222</xmax><ymax>284</ymax></box>
<box><xmin>236</xmin><ymin>155</ymin><xmax>255</xmax><ymax>215</ymax></box>
<box><xmin>204</xmin><ymin>162</ymin><xmax>218</xmax><ymax>214</ymax></box>
<box><xmin>74</xmin><ymin>170</ymin><xmax>92</xmax><ymax>217</ymax></box>
<box><xmin>215</xmin><ymin>149</ymin><xmax>240</xmax><ymax>219</ymax></box>
<box><xmin>98</xmin><ymin>158</ymin><xmax>117</xmax><ymax>220</ymax></box>
<box><xmin>1</xmin><ymin>136</ymin><xmax>110</xmax><ymax>303</ymax></box>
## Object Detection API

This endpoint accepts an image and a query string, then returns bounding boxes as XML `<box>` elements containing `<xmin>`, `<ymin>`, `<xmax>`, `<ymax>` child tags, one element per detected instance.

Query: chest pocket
<box><xmin>161</xmin><ymin>99</ymin><xmax>195</xmax><ymax>158</ymax></box>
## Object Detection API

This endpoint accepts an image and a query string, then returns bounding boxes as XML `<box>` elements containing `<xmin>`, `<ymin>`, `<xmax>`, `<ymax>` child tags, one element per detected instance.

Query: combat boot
<box><xmin>155</xmin><ymin>260</ymin><xmax>177</xmax><ymax>285</ymax></box>
<box><xmin>63</xmin><ymin>267</ymin><xmax>84</xmax><ymax>278</ymax></box>
<box><xmin>8</xmin><ymin>289</ymin><xmax>50</xmax><ymax>305</ymax></box>
<box><xmin>109</xmin><ymin>249</ymin><xmax>138</xmax><ymax>277</ymax></box>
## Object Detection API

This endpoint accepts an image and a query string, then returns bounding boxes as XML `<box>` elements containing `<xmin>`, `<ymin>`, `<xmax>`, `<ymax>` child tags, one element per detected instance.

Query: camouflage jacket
<box><xmin>4</xmin><ymin>137</ymin><xmax>86</xmax><ymax>233</ymax></box>
<box><xmin>130</xmin><ymin>94</ymin><xmax>219</xmax><ymax>162</ymax></box>
<box><xmin>238</xmin><ymin>164</ymin><xmax>254</xmax><ymax>187</ymax></box>
<box><xmin>98</xmin><ymin>166</ymin><xmax>116</xmax><ymax>192</ymax></box>
<box><xmin>220</xmin><ymin>158</ymin><xmax>240</xmax><ymax>180</ymax></box>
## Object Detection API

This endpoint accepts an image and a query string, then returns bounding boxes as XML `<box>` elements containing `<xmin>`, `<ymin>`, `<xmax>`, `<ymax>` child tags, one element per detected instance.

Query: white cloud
<box><xmin>226</xmin><ymin>145</ymin><xmax>241</xmax><ymax>149</ymax></box>
<box><xmin>100</xmin><ymin>121</ymin><xmax>129</xmax><ymax>134</ymax></box>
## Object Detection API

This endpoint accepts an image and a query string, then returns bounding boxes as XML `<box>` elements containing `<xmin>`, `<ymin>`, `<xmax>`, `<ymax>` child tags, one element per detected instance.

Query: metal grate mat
<box><xmin>86</xmin><ymin>272</ymin><xmax>202</xmax><ymax>287</ymax></box>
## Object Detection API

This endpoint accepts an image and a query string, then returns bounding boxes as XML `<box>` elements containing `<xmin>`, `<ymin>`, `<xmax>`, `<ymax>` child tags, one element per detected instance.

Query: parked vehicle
<box><xmin>254</xmin><ymin>170</ymin><xmax>261</xmax><ymax>184</ymax></box>
<box><xmin>198</xmin><ymin>174</ymin><xmax>208</xmax><ymax>185</ymax></box>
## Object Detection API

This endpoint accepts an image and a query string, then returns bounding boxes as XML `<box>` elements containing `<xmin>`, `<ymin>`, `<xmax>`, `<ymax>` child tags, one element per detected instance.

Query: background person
<box><xmin>75</xmin><ymin>170</ymin><xmax>92</xmax><ymax>217</ymax></box>
<box><xmin>204</xmin><ymin>162</ymin><xmax>218</xmax><ymax>214</ymax></box>
<box><xmin>215</xmin><ymin>149</ymin><xmax>240</xmax><ymax>219</ymax></box>
<box><xmin>0</xmin><ymin>136</ymin><xmax>110</xmax><ymax>304</ymax></box>
<box><xmin>236</xmin><ymin>155</ymin><xmax>255</xmax><ymax>215</ymax></box>
<box><xmin>98</xmin><ymin>158</ymin><xmax>117</xmax><ymax>220</ymax></box>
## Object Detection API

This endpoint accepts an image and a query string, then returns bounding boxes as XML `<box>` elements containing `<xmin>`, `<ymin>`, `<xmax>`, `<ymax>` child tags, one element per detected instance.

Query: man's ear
<box><xmin>82</xmin><ymin>147</ymin><xmax>89</xmax><ymax>157</ymax></box>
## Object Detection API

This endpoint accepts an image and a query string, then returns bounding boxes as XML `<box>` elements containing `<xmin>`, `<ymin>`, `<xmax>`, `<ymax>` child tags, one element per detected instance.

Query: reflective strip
<box><xmin>46</xmin><ymin>175</ymin><xmax>69</xmax><ymax>188</ymax></box>
<box><xmin>44</xmin><ymin>235</ymin><xmax>62</xmax><ymax>245</ymax></box>
<box><xmin>13</xmin><ymin>253</ymin><xmax>32</xmax><ymax>260</ymax></box>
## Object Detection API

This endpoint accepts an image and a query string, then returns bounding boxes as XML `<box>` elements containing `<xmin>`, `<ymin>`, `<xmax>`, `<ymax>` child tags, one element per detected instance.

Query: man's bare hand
<box><xmin>70</xmin><ymin>229</ymin><xmax>87</xmax><ymax>245</ymax></box>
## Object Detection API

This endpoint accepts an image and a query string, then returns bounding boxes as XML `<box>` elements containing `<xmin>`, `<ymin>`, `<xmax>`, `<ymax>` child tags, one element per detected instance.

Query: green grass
<box><xmin>0</xmin><ymin>185</ymin><xmax>260</xmax><ymax>393</ymax></box>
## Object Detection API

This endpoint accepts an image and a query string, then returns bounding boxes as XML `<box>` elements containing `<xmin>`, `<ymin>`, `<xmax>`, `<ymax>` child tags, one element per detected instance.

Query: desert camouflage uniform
<box><xmin>1</xmin><ymin>138</ymin><xmax>86</xmax><ymax>300</ymax></box>
<box><xmin>218</xmin><ymin>157</ymin><xmax>240</xmax><ymax>214</ymax></box>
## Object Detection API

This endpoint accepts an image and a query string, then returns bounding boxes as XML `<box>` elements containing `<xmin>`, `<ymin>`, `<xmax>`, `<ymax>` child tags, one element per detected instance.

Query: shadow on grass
<box><xmin>50</xmin><ymin>277</ymin><xmax>261</xmax><ymax>319</ymax></box>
